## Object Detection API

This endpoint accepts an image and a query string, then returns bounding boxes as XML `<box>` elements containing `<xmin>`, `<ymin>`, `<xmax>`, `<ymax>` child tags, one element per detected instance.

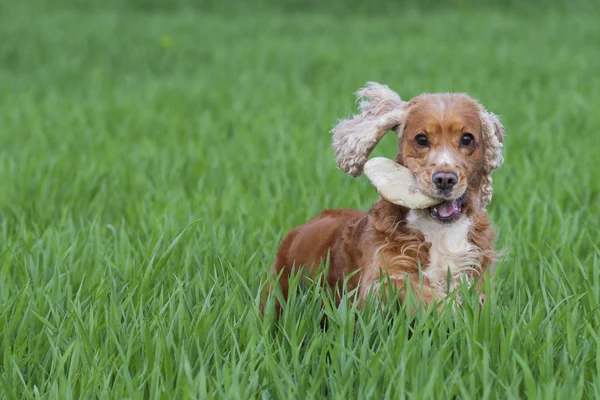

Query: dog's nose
<box><xmin>432</xmin><ymin>172</ymin><xmax>458</xmax><ymax>191</ymax></box>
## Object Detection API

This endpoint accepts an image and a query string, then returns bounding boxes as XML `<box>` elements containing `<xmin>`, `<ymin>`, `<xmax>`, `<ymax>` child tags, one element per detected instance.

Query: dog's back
<box><xmin>264</xmin><ymin>208</ymin><xmax>364</xmax><ymax>312</ymax></box>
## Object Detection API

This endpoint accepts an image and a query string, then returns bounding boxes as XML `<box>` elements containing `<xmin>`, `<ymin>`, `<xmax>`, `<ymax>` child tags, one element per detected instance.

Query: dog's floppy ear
<box><xmin>479</xmin><ymin>109</ymin><xmax>506</xmax><ymax>206</ymax></box>
<box><xmin>487</xmin><ymin>112</ymin><xmax>505</xmax><ymax>145</ymax></box>
<box><xmin>480</xmin><ymin>110</ymin><xmax>505</xmax><ymax>172</ymax></box>
<box><xmin>331</xmin><ymin>82</ymin><xmax>408</xmax><ymax>177</ymax></box>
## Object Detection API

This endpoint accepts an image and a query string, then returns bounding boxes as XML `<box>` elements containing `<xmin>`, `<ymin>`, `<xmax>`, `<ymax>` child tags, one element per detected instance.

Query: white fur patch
<box><xmin>436</xmin><ymin>96</ymin><xmax>446</xmax><ymax>121</ymax></box>
<box><xmin>407</xmin><ymin>211</ymin><xmax>480</xmax><ymax>295</ymax></box>
<box><xmin>431</xmin><ymin>149</ymin><xmax>457</xmax><ymax>167</ymax></box>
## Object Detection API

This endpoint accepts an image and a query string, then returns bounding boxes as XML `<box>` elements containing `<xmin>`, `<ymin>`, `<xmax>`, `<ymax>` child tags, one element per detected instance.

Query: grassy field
<box><xmin>1</xmin><ymin>0</ymin><xmax>600</xmax><ymax>398</ymax></box>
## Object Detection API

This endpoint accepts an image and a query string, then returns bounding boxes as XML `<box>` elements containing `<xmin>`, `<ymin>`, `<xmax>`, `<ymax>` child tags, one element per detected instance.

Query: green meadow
<box><xmin>1</xmin><ymin>0</ymin><xmax>599</xmax><ymax>398</ymax></box>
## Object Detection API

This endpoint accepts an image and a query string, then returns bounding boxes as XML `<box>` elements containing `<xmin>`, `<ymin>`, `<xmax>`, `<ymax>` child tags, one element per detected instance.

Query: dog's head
<box><xmin>332</xmin><ymin>82</ymin><xmax>504</xmax><ymax>223</ymax></box>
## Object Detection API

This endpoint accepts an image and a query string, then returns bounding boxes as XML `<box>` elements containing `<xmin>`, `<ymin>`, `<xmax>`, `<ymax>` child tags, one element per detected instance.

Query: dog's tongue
<box><xmin>438</xmin><ymin>200</ymin><xmax>460</xmax><ymax>217</ymax></box>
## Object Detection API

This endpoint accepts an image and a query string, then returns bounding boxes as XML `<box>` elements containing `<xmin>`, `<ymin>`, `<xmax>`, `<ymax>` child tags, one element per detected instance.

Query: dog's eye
<box><xmin>415</xmin><ymin>134</ymin><xmax>429</xmax><ymax>147</ymax></box>
<box><xmin>460</xmin><ymin>133</ymin><xmax>474</xmax><ymax>147</ymax></box>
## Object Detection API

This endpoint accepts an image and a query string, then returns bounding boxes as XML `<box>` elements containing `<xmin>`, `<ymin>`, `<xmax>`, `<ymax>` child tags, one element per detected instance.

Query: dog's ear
<box><xmin>479</xmin><ymin>109</ymin><xmax>506</xmax><ymax>206</ymax></box>
<box><xmin>487</xmin><ymin>111</ymin><xmax>505</xmax><ymax>145</ymax></box>
<box><xmin>331</xmin><ymin>82</ymin><xmax>408</xmax><ymax>177</ymax></box>
<box><xmin>480</xmin><ymin>110</ymin><xmax>505</xmax><ymax>171</ymax></box>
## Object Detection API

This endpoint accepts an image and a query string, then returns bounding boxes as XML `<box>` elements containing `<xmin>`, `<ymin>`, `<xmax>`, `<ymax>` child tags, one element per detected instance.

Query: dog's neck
<box><xmin>406</xmin><ymin>209</ymin><xmax>479</xmax><ymax>295</ymax></box>
<box><xmin>368</xmin><ymin>197</ymin><xmax>484</xmax><ymax>294</ymax></box>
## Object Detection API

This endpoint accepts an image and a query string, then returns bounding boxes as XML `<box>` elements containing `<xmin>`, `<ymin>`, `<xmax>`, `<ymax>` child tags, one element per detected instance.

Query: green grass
<box><xmin>1</xmin><ymin>0</ymin><xmax>600</xmax><ymax>398</ymax></box>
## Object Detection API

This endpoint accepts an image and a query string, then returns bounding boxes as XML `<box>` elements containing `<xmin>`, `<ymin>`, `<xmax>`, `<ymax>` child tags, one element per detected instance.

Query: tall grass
<box><xmin>1</xmin><ymin>0</ymin><xmax>599</xmax><ymax>398</ymax></box>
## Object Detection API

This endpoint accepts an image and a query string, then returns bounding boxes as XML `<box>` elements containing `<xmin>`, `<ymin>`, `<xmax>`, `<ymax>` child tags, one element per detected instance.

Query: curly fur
<box><xmin>333</xmin><ymin>83</ymin><xmax>506</xmax><ymax>209</ymax></box>
<box><xmin>262</xmin><ymin>82</ymin><xmax>506</xmax><ymax>316</ymax></box>
<box><xmin>331</xmin><ymin>82</ymin><xmax>407</xmax><ymax>177</ymax></box>
<box><xmin>478</xmin><ymin>110</ymin><xmax>505</xmax><ymax>207</ymax></box>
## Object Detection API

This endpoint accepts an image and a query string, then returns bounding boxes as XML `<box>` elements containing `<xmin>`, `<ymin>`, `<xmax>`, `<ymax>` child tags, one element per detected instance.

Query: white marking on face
<box><xmin>430</xmin><ymin>148</ymin><xmax>458</xmax><ymax>167</ymax></box>
<box><xmin>436</xmin><ymin>96</ymin><xmax>446</xmax><ymax>121</ymax></box>
<box><xmin>407</xmin><ymin>210</ymin><xmax>480</xmax><ymax>295</ymax></box>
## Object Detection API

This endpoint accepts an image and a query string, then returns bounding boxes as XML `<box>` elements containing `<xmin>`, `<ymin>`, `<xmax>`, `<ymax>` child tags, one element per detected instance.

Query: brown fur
<box><xmin>261</xmin><ymin>85</ymin><xmax>504</xmax><ymax>316</ymax></box>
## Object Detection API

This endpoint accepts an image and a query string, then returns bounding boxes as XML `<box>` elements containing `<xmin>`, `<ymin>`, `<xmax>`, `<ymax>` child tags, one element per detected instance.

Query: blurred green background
<box><xmin>1</xmin><ymin>0</ymin><xmax>599</xmax><ymax>398</ymax></box>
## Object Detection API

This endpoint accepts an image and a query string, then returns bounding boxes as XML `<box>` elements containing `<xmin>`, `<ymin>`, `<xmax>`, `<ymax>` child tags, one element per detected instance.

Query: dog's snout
<box><xmin>432</xmin><ymin>172</ymin><xmax>458</xmax><ymax>191</ymax></box>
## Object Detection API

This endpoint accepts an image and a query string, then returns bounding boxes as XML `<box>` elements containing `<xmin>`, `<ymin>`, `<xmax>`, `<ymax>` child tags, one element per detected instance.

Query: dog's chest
<box><xmin>407</xmin><ymin>212</ymin><xmax>480</xmax><ymax>294</ymax></box>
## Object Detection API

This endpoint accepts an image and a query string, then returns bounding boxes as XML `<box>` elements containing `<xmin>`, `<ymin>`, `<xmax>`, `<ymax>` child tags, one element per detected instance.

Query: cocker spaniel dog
<box><xmin>263</xmin><ymin>82</ymin><xmax>505</xmax><ymax>315</ymax></box>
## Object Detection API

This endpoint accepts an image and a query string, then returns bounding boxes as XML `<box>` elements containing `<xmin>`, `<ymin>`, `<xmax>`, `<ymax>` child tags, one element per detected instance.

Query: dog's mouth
<box><xmin>429</xmin><ymin>192</ymin><xmax>467</xmax><ymax>223</ymax></box>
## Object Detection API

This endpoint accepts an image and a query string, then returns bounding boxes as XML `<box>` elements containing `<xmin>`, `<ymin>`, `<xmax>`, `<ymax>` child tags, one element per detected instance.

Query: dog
<box><xmin>262</xmin><ymin>82</ymin><xmax>504</xmax><ymax>315</ymax></box>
